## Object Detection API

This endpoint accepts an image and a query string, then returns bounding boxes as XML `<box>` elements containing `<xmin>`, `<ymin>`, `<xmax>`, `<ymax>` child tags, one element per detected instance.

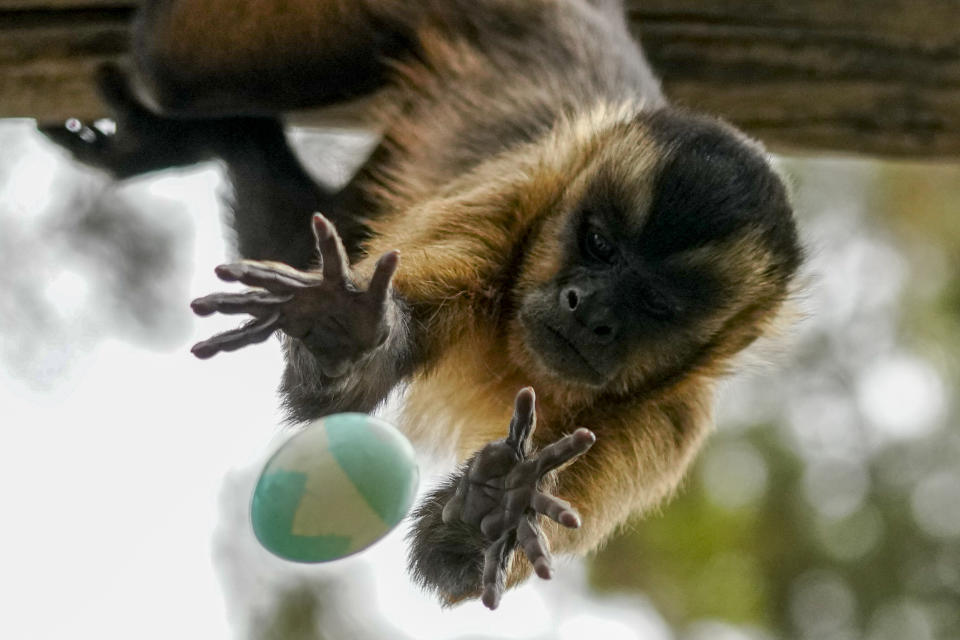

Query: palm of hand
<box><xmin>190</xmin><ymin>213</ymin><xmax>399</xmax><ymax>377</ymax></box>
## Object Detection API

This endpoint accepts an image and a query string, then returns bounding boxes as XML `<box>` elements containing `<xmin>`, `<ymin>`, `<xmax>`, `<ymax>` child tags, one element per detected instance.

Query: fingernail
<box><xmin>312</xmin><ymin>213</ymin><xmax>331</xmax><ymax>233</ymax></box>
<box><xmin>190</xmin><ymin>301</ymin><xmax>212</xmax><ymax>316</ymax></box>
<box><xmin>535</xmin><ymin>559</ymin><xmax>552</xmax><ymax>579</ymax></box>
<box><xmin>191</xmin><ymin>344</ymin><xmax>213</xmax><ymax>359</ymax></box>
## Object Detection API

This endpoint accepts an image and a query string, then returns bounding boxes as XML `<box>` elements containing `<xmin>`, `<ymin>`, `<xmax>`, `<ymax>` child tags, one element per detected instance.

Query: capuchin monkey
<box><xmin>45</xmin><ymin>0</ymin><xmax>803</xmax><ymax>610</ymax></box>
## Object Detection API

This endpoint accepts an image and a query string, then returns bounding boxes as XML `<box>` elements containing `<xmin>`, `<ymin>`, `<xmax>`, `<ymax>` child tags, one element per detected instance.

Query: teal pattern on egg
<box><xmin>250</xmin><ymin>413</ymin><xmax>420</xmax><ymax>563</ymax></box>
<box><xmin>251</xmin><ymin>470</ymin><xmax>353</xmax><ymax>561</ymax></box>
<box><xmin>325</xmin><ymin>413</ymin><xmax>419</xmax><ymax>527</ymax></box>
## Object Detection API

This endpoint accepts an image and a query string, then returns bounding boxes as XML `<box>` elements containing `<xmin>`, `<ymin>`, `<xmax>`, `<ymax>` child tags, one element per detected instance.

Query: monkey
<box><xmin>45</xmin><ymin>0</ymin><xmax>803</xmax><ymax>610</ymax></box>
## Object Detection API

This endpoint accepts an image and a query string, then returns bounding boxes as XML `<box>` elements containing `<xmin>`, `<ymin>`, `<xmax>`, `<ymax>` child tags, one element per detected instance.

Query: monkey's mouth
<box><xmin>534</xmin><ymin>322</ymin><xmax>608</xmax><ymax>386</ymax></box>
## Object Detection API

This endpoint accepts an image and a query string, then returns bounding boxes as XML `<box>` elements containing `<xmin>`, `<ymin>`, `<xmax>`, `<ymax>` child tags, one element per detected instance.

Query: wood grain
<box><xmin>627</xmin><ymin>1</ymin><xmax>960</xmax><ymax>156</ymax></box>
<box><xmin>2</xmin><ymin>1</ymin><xmax>958</xmax><ymax>157</ymax></box>
<box><xmin>0</xmin><ymin>6</ymin><xmax>131</xmax><ymax>121</ymax></box>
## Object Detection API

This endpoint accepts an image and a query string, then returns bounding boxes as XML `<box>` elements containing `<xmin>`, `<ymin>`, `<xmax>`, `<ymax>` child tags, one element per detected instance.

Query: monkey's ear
<box><xmin>507</xmin><ymin>387</ymin><xmax>537</xmax><ymax>458</ymax></box>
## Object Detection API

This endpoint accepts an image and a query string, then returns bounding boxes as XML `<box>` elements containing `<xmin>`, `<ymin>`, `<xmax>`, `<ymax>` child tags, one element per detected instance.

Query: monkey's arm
<box><xmin>409</xmin><ymin>387</ymin><xmax>711</xmax><ymax>608</ymax></box>
<box><xmin>192</xmin><ymin>189</ymin><xmax>521</xmax><ymax>419</ymax></box>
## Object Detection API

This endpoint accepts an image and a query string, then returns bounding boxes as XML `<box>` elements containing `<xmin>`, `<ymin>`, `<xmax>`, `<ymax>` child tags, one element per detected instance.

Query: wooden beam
<box><xmin>0</xmin><ymin>1</ymin><xmax>129</xmax><ymax>8</ymax></box>
<box><xmin>626</xmin><ymin>1</ymin><xmax>960</xmax><ymax>157</ymax></box>
<box><xmin>1</xmin><ymin>1</ymin><xmax>959</xmax><ymax>158</ymax></box>
<box><xmin>0</xmin><ymin>5</ymin><xmax>132</xmax><ymax>122</ymax></box>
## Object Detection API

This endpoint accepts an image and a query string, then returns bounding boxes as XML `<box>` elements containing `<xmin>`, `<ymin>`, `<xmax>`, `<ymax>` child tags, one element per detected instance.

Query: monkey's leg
<box><xmin>43</xmin><ymin>63</ymin><xmax>369</xmax><ymax>267</ymax></box>
<box><xmin>214</xmin><ymin>121</ymin><xmax>369</xmax><ymax>268</ymax></box>
<box><xmin>408</xmin><ymin>389</ymin><xmax>596</xmax><ymax>610</ymax></box>
<box><xmin>134</xmin><ymin>0</ymin><xmax>419</xmax><ymax>115</ymax></box>
<box><xmin>40</xmin><ymin>64</ymin><xmax>224</xmax><ymax>179</ymax></box>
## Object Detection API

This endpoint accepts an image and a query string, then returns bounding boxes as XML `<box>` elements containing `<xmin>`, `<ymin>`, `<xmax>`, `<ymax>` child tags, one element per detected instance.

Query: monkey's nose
<box><xmin>559</xmin><ymin>286</ymin><xmax>619</xmax><ymax>345</ymax></box>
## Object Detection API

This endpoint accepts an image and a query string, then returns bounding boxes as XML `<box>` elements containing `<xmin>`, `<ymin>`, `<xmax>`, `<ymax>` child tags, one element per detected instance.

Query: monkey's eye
<box><xmin>583</xmin><ymin>228</ymin><xmax>616</xmax><ymax>263</ymax></box>
<box><xmin>641</xmin><ymin>288</ymin><xmax>676</xmax><ymax>320</ymax></box>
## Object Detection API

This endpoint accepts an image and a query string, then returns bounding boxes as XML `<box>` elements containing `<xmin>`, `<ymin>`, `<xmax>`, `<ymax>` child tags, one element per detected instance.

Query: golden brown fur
<box><xmin>356</xmin><ymin>101</ymin><xmax>795</xmax><ymax>592</ymax></box>
<box><xmin>51</xmin><ymin>0</ymin><xmax>802</xmax><ymax>606</ymax></box>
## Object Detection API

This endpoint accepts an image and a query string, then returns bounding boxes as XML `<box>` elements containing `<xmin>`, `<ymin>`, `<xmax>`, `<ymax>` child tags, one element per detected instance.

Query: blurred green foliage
<box><xmin>588</xmin><ymin>158</ymin><xmax>960</xmax><ymax>640</ymax></box>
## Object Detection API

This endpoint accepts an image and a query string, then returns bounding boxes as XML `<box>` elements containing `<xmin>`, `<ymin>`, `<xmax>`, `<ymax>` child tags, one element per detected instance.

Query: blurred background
<box><xmin>1</xmin><ymin>119</ymin><xmax>958</xmax><ymax>640</ymax></box>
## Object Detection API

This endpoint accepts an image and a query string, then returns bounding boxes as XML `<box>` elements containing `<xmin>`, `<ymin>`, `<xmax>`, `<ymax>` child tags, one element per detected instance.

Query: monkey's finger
<box><xmin>534</xmin><ymin>428</ymin><xmax>596</xmax><ymax>475</ymax></box>
<box><xmin>191</xmin><ymin>291</ymin><xmax>293</xmax><ymax>317</ymax></box>
<box><xmin>506</xmin><ymin>387</ymin><xmax>537</xmax><ymax>458</ymax></box>
<box><xmin>312</xmin><ymin>214</ymin><xmax>349</xmax><ymax>284</ymax></box>
<box><xmin>441</xmin><ymin>476</ymin><xmax>469</xmax><ymax>524</ymax></box>
<box><xmin>517</xmin><ymin>513</ymin><xmax>553</xmax><ymax>580</ymax></box>
<box><xmin>480</xmin><ymin>510</ymin><xmax>508</xmax><ymax>540</ymax></box>
<box><xmin>531</xmin><ymin>492</ymin><xmax>581</xmax><ymax>529</ymax></box>
<box><xmin>215</xmin><ymin>262</ymin><xmax>312</xmax><ymax>292</ymax></box>
<box><xmin>481</xmin><ymin>530</ymin><xmax>515</xmax><ymax>610</ymax></box>
<box><xmin>366</xmin><ymin>251</ymin><xmax>400</xmax><ymax>307</ymax></box>
<box><xmin>190</xmin><ymin>312</ymin><xmax>281</xmax><ymax>359</ymax></box>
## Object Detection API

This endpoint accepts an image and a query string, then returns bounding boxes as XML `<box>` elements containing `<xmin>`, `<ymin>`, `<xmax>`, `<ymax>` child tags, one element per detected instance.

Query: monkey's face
<box><xmin>513</xmin><ymin>109</ymin><xmax>801</xmax><ymax>392</ymax></box>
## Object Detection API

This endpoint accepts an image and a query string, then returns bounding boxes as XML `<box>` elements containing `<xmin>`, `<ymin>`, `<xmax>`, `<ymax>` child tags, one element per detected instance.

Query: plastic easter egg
<box><xmin>251</xmin><ymin>413</ymin><xmax>419</xmax><ymax>562</ymax></box>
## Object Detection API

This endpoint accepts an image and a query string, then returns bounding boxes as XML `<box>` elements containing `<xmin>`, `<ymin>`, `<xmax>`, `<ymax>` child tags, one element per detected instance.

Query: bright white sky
<box><xmin>1</xmin><ymin>119</ymin><xmax>950</xmax><ymax>640</ymax></box>
<box><xmin>0</xmin><ymin>122</ymin><xmax>679</xmax><ymax>640</ymax></box>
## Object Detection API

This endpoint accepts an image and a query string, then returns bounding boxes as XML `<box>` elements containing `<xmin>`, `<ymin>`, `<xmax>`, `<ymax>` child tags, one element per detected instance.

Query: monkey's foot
<box><xmin>40</xmin><ymin>63</ymin><xmax>212</xmax><ymax>178</ymax></box>
<box><xmin>191</xmin><ymin>213</ymin><xmax>399</xmax><ymax>376</ymax></box>
<box><xmin>439</xmin><ymin>388</ymin><xmax>596</xmax><ymax>609</ymax></box>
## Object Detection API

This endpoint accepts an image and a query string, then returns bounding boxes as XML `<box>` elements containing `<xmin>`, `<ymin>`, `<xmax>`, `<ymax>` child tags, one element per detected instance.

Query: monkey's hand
<box><xmin>412</xmin><ymin>388</ymin><xmax>595</xmax><ymax>610</ymax></box>
<box><xmin>190</xmin><ymin>213</ymin><xmax>400</xmax><ymax>376</ymax></box>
